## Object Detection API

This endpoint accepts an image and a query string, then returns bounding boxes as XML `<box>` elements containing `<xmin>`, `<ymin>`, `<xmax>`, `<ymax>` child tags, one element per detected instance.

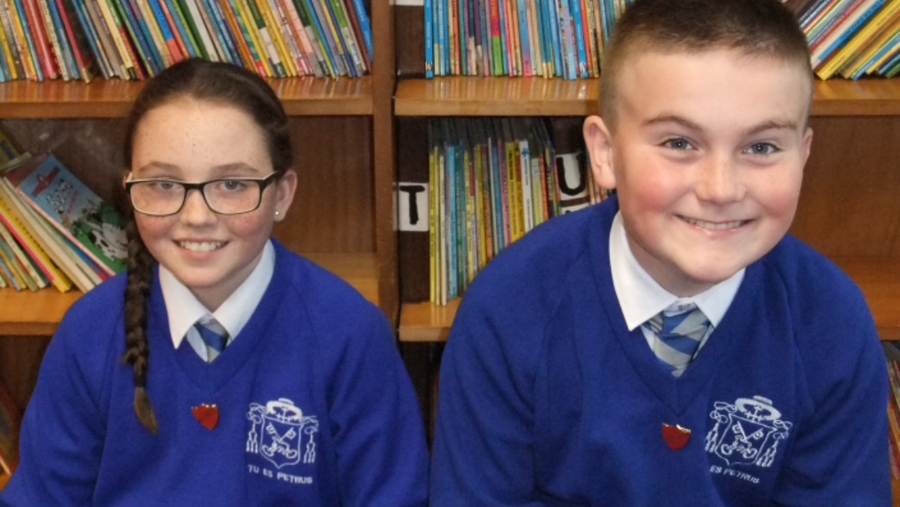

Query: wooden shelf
<box><xmin>395</xmin><ymin>77</ymin><xmax>900</xmax><ymax>117</ymax></box>
<box><xmin>398</xmin><ymin>256</ymin><xmax>900</xmax><ymax>343</ymax></box>
<box><xmin>0</xmin><ymin>76</ymin><xmax>373</xmax><ymax>118</ymax></box>
<box><xmin>0</xmin><ymin>252</ymin><xmax>378</xmax><ymax>337</ymax></box>
<box><xmin>399</xmin><ymin>298</ymin><xmax>459</xmax><ymax>342</ymax></box>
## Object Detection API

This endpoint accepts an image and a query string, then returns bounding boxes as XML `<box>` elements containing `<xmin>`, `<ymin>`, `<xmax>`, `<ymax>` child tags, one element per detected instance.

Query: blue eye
<box><xmin>745</xmin><ymin>143</ymin><xmax>778</xmax><ymax>155</ymax></box>
<box><xmin>664</xmin><ymin>138</ymin><xmax>694</xmax><ymax>151</ymax></box>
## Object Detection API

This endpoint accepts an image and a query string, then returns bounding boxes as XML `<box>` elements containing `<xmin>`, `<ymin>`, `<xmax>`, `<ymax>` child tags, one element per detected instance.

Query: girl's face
<box><xmin>130</xmin><ymin>98</ymin><xmax>296</xmax><ymax>310</ymax></box>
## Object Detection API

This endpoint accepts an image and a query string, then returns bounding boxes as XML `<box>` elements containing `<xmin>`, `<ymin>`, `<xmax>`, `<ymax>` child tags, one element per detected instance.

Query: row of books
<box><xmin>0</xmin><ymin>0</ymin><xmax>372</xmax><ymax>82</ymax></box>
<box><xmin>398</xmin><ymin>117</ymin><xmax>610</xmax><ymax>306</ymax></box>
<box><xmin>0</xmin><ymin>131</ymin><xmax>127</xmax><ymax>294</ymax></box>
<box><xmin>422</xmin><ymin>0</ymin><xmax>900</xmax><ymax>81</ymax></box>
<box><xmin>798</xmin><ymin>0</ymin><xmax>900</xmax><ymax>80</ymax></box>
<box><xmin>424</xmin><ymin>0</ymin><xmax>635</xmax><ymax>79</ymax></box>
<box><xmin>883</xmin><ymin>341</ymin><xmax>900</xmax><ymax>479</ymax></box>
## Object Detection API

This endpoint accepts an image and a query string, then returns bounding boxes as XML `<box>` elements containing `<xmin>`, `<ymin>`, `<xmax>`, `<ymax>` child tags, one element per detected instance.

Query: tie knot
<box><xmin>195</xmin><ymin>318</ymin><xmax>229</xmax><ymax>353</ymax></box>
<box><xmin>644</xmin><ymin>305</ymin><xmax>710</xmax><ymax>377</ymax></box>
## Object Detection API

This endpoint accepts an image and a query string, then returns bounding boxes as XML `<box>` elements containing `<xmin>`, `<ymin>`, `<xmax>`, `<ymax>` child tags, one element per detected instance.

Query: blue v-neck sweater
<box><xmin>3</xmin><ymin>241</ymin><xmax>428</xmax><ymax>507</ymax></box>
<box><xmin>430</xmin><ymin>198</ymin><xmax>890</xmax><ymax>507</ymax></box>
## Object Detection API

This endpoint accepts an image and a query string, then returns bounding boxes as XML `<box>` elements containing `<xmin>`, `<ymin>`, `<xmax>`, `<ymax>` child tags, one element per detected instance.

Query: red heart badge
<box><xmin>662</xmin><ymin>423</ymin><xmax>691</xmax><ymax>451</ymax></box>
<box><xmin>192</xmin><ymin>404</ymin><xmax>219</xmax><ymax>430</ymax></box>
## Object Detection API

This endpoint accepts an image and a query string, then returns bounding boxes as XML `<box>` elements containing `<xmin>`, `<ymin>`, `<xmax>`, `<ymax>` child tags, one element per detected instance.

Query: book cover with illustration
<box><xmin>3</xmin><ymin>154</ymin><xmax>127</xmax><ymax>277</ymax></box>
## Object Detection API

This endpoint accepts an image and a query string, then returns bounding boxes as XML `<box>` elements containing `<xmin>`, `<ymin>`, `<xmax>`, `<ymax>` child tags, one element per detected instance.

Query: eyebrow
<box><xmin>134</xmin><ymin>161</ymin><xmax>261</xmax><ymax>176</ymax></box>
<box><xmin>643</xmin><ymin>115</ymin><xmax>800</xmax><ymax>136</ymax></box>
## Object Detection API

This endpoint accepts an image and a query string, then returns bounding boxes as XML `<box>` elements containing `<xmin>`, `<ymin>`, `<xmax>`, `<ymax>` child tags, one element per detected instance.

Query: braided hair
<box><xmin>121</xmin><ymin>58</ymin><xmax>292</xmax><ymax>434</ymax></box>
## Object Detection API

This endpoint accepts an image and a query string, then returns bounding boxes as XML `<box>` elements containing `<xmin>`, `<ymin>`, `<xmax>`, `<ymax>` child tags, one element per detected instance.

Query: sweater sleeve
<box><xmin>0</xmin><ymin>309</ymin><xmax>108</xmax><ymax>506</ymax></box>
<box><xmin>430</xmin><ymin>291</ymin><xmax>545</xmax><ymax>507</ymax></box>
<box><xmin>772</xmin><ymin>289</ymin><xmax>891</xmax><ymax>507</ymax></box>
<box><xmin>324</xmin><ymin>303</ymin><xmax>429</xmax><ymax>507</ymax></box>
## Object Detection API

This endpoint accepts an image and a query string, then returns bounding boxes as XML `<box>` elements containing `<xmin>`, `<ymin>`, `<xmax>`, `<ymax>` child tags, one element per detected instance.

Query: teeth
<box><xmin>681</xmin><ymin>217</ymin><xmax>745</xmax><ymax>231</ymax></box>
<box><xmin>179</xmin><ymin>241</ymin><xmax>224</xmax><ymax>252</ymax></box>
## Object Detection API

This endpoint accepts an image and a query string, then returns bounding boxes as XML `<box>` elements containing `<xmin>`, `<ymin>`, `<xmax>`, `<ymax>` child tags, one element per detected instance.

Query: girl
<box><xmin>1</xmin><ymin>59</ymin><xmax>429</xmax><ymax>506</ymax></box>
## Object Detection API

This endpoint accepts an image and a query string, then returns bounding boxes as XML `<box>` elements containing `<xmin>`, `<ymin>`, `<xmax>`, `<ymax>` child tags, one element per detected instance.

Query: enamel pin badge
<box><xmin>662</xmin><ymin>423</ymin><xmax>691</xmax><ymax>451</ymax></box>
<box><xmin>192</xmin><ymin>404</ymin><xmax>219</xmax><ymax>430</ymax></box>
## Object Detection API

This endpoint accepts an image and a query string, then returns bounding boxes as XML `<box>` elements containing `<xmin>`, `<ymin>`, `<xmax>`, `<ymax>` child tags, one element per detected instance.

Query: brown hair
<box><xmin>600</xmin><ymin>0</ymin><xmax>812</xmax><ymax>128</ymax></box>
<box><xmin>121</xmin><ymin>59</ymin><xmax>292</xmax><ymax>434</ymax></box>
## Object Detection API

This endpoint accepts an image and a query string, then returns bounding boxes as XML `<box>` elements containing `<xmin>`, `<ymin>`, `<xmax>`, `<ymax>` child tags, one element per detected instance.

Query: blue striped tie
<box><xmin>643</xmin><ymin>305</ymin><xmax>710</xmax><ymax>378</ymax></box>
<box><xmin>194</xmin><ymin>318</ymin><xmax>229</xmax><ymax>363</ymax></box>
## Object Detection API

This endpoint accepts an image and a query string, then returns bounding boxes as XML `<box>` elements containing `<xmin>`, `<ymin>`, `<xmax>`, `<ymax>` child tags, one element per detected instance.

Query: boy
<box><xmin>429</xmin><ymin>0</ymin><xmax>890</xmax><ymax>505</ymax></box>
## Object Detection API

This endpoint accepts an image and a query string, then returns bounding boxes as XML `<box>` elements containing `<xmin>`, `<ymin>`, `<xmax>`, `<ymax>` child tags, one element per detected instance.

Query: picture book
<box><xmin>4</xmin><ymin>154</ymin><xmax>127</xmax><ymax>277</ymax></box>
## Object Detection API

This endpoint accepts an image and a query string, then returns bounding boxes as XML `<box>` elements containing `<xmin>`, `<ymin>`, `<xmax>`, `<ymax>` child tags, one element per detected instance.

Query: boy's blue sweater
<box><xmin>431</xmin><ymin>198</ymin><xmax>890</xmax><ymax>506</ymax></box>
<box><xmin>2</xmin><ymin>241</ymin><xmax>429</xmax><ymax>506</ymax></box>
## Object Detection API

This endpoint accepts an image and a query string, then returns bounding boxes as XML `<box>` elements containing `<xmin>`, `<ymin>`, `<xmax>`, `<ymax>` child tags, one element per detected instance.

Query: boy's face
<box><xmin>585</xmin><ymin>49</ymin><xmax>813</xmax><ymax>297</ymax></box>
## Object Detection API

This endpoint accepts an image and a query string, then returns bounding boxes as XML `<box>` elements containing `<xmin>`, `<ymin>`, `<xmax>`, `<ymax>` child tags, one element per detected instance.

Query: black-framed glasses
<box><xmin>125</xmin><ymin>172</ymin><xmax>280</xmax><ymax>216</ymax></box>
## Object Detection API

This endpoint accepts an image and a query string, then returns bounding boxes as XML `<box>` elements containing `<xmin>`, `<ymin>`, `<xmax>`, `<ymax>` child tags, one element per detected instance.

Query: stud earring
<box><xmin>275</xmin><ymin>210</ymin><xmax>281</xmax><ymax>217</ymax></box>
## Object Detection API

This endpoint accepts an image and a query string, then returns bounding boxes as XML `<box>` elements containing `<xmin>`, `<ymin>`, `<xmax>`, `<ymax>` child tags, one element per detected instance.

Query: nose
<box><xmin>180</xmin><ymin>188</ymin><xmax>217</xmax><ymax>224</ymax></box>
<box><xmin>695</xmin><ymin>154</ymin><xmax>744</xmax><ymax>204</ymax></box>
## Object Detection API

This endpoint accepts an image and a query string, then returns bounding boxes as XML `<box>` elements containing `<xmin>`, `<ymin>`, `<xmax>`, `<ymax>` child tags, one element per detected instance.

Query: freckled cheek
<box><xmin>134</xmin><ymin>215</ymin><xmax>175</xmax><ymax>242</ymax></box>
<box><xmin>221</xmin><ymin>213</ymin><xmax>275</xmax><ymax>240</ymax></box>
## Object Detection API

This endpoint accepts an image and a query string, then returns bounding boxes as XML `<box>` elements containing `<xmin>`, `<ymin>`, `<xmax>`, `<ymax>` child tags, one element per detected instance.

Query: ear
<box><xmin>122</xmin><ymin>172</ymin><xmax>132</xmax><ymax>189</ymax></box>
<box><xmin>801</xmin><ymin>127</ymin><xmax>813</xmax><ymax>166</ymax></box>
<box><xmin>273</xmin><ymin>169</ymin><xmax>298</xmax><ymax>222</ymax></box>
<box><xmin>583</xmin><ymin>116</ymin><xmax>617</xmax><ymax>190</ymax></box>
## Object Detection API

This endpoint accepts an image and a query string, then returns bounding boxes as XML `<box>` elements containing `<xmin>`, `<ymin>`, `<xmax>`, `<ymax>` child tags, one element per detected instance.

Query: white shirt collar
<box><xmin>161</xmin><ymin>240</ymin><xmax>276</xmax><ymax>350</ymax></box>
<box><xmin>609</xmin><ymin>212</ymin><xmax>744</xmax><ymax>331</ymax></box>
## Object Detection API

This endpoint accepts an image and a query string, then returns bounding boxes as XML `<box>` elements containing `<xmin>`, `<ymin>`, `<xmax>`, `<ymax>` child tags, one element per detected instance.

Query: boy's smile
<box><xmin>587</xmin><ymin>48</ymin><xmax>813</xmax><ymax>297</ymax></box>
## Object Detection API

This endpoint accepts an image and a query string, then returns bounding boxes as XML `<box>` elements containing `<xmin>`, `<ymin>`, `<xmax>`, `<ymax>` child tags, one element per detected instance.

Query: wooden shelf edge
<box><xmin>398</xmin><ymin>298</ymin><xmax>459</xmax><ymax>342</ymax></box>
<box><xmin>0</xmin><ymin>77</ymin><xmax>374</xmax><ymax>118</ymax></box>
<box><xmin>395</xmin><ymin>77</ymin><xmax>900</xmax><ymax>117</ymax></box>
<box><xmin>0</xmin><ymin>252</ymin><xmax>379</xmax><ymax>337</ymax></box>
<box><xmin>398</xmin><ymin>256</ymin><xmax>900</xmax><ymax>343</ymax></box>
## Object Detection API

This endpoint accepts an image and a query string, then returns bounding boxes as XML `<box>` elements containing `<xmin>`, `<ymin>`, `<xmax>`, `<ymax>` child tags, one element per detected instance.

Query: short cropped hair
<box><xmin>600</xmin><ymin>0</ymin><xmax>812</xmax><ymax>127</ymax></box>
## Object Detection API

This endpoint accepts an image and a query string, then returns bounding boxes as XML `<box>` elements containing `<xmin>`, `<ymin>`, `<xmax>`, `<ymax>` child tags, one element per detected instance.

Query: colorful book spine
<box><xmin>348</xmin><ymin>0</ymin><xmax>370</xmax><ymax>61</ymax></box>
<box><xmin>11</xmin><ymin>0</ymin><xmax>44</xmax><ymax>80</ymax></box>
<box><xmin>435</xmin><ymin>0</ymin><xmax>445</xmax><ymax>74</ymax></box>
<box><xmin>127</xmin><ymin>0</ymin><xmax>166</xmax><ymax>71</ymax></box>
<box><xmin>166</xmin><ymin>0</ymin><xmax>200</xmax><ymax>58</ymax></box>
<box><xmin>819</xmin><ymin>0</ymin><xmax>900</xmax><ymax>79</ymax></box>
<box><xmin>55</xmin><ymin>0</ymin><xmax>96</xmax><ymax>81</ymax></box>
<box><xmin>291</xmin><ymin>0</ymin><xmax>332</xmax><ymax>77</ymax></box>
<box><xmin>812</xmin><ymin>0</ymin><xmax>889</xmax><ymax>69</ymax></box>
<box><xmin>222</xmin><ymin>0</ymin><xmax>264</xmax><ymax>73</ymax></box>
<box><xmin>300</xmin><ymin>0</ymin><xmax>340</xmax><ymax>75</ymax></box>
<box><xmin>257</xmin><ymin>0</ymin><xmax>298</xmax><ymax>75</ymax></box>
<box><xmin>23</xmin><ymin>0</ymin><xmax>58</xmax><ymax>79</ymax></box>
<box><xmin>0</xmin><ymin>208</ymin><xmax>72</xmax><ymax>291</ymax></box>
<box><xmin>67</xmin><ymin>0</ymin><xmax>111</xmax><ymax>79</ymax></box>
<box><xmin>145</xmin><ymin>0</ymin><xmax>182</xmax><ymax>63</ymax></box>
<box><xmin>44</xmin><ymin>0</ymin><xmax>79</xmax><ymax>79</ymax></box>
<box><xmin>115</xmin><ymin>0</ymin><xmax>158</xmax><ymax>76</ymax></box>
<box><xmin>234</xmin><ymin>0</ymin><xmax>274</xmax><ymax>75</ymax></box>
<box><xmin>178</xmin><ymin>0</ymin><xmax>213</xmax><ymax>60</ymax></box>
<box><xmin>204</xmin><ymin>0</ymin><xmax>242</xmax><ymax>64</ymax></box>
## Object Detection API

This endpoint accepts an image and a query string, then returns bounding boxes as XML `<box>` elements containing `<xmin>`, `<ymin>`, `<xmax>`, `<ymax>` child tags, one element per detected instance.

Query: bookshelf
<box><xmin>394</xmin><ymin>77</ymin><xmax>900</xmax><ymax>344</ymax></box>
<box><xmin>393</xmin><ymin>73</ymin><xmax>900</xmax><ymax>501</ymax></box>
<box><xmin>0</xmin><ymin>0</ymin><xmax>397</xmax><ymax>415</ymax></box>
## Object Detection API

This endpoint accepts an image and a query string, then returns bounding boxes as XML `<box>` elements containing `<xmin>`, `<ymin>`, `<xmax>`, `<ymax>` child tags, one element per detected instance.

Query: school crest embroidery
<box><xmin>246</xmin><ymin>398</ymin><xmax>319</xmax><ymax>469</ymax></box>
<box><xmin>705</xmin><ymin>395</ymin><xmax>792</xmax><ymax>468</ymax></box>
